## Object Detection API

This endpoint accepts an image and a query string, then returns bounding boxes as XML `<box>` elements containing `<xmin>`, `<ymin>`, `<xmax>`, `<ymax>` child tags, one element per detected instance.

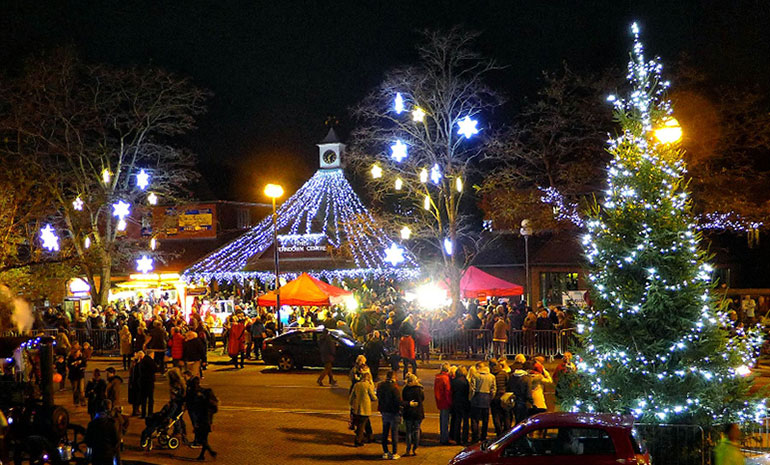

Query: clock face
<box><xmin>322</xmin><ymin>150</ymin><xmax>338</xmax><ymax>165</ymax></box>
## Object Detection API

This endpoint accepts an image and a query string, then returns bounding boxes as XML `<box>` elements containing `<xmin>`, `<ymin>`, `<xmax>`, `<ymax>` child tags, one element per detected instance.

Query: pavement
<box><xmin>56</xmin><ymin>351</ymin><xmax>535</xmax><ymax>465</ymax></box>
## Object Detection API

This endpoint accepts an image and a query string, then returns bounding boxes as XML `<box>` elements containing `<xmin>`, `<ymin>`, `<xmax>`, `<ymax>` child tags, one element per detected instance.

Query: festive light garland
<box><xmin>539</xmin><ymin>186</ymin><xmax>763</xmax><ymax>233</ymax></box>
<box><xmin>183</xmin><ymin>169</ymin><xmax>419</xmax><ymax>282</ymax></box>
<box><xmin>570</xmin><ymin>22</ymin><xmax>766</xmax><ymax>425</ymax></box>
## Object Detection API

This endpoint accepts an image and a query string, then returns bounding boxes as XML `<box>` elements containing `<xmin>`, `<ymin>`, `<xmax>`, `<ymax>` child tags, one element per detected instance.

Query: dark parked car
<box><xmin>449</xmin><ymin>412</ymin><xmax>650</xmax><ymax>465</ymax></box>
<box><xmin>262</xmin><ymin>328</ymin><xmax>364</xmax><ymax>371</ymax></box>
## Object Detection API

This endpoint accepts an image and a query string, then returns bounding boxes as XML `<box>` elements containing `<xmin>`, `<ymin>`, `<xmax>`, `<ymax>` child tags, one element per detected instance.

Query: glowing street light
<box><xmin>654</xmin><ymin>117</ymin><xmax>683</xmax><ymax>144</ymax></box>
<box><xmin>264</xmin><ymin>183</ymin><xmax>285</xmax><ymax>333</ymax></box>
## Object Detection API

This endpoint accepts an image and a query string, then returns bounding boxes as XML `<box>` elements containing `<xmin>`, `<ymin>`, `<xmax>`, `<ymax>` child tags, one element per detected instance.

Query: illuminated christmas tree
<box><xmin>563</xmin><ymin>23</ymin><xmax>765</xmax><ymax>424</ymax></box>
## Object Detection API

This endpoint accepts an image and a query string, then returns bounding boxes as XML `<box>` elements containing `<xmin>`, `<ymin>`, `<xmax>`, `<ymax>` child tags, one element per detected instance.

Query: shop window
<box><xmin>539</xmin><ymin>271</ymin><xmax>579</xmax><ymax>306</ymax></box>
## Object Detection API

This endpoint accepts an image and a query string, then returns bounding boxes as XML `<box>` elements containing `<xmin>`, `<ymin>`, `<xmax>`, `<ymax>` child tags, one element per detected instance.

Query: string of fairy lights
<box><xmin>182</xmin><ymin>169</ymin><xmax>419</xmax><ymax>283</ymax></box>
<box><xmin>40</xmin><ymin>166</ymin><xmax>158</xmax><ymax>274</ymax></box>
<box><xmin>571</xmin><ymin>22</ymin><xmax>766</xmax><ymax>424</ymax></box>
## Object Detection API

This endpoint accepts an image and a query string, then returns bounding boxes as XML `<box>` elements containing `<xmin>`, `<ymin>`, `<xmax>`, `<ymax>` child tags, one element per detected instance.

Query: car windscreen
<box><xmin>332</xmin><ymin>333</ymin><xmax>357</xmax><ymax>347</ymax></box>
<box><xmin>488</xmin><ymin>424</ymin><xmax>524</xmax><ymax>451</ymax></box>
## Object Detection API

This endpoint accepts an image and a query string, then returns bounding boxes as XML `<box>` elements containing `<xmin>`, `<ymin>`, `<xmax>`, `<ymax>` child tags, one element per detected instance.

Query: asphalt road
<box><xmin>56</xmin><ymin>353</ymin><xmax>491</xmax><ymax>465</ymax></box>
<box><xmin>57</xmin><ymin>352</ymin><xmax>770</xmax><ymax>465</ymax></box>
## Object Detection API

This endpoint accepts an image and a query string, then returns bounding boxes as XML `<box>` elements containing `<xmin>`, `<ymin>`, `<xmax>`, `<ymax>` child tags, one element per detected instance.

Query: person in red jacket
<box><xmin>434</xmin><ymin>363</ymin><xmax>453</xmax><ymax>445</ymax></box>
<box><xmin>399</xmin><ymin>334</ymin><xmax>416</xmax><ymax>380</ymax></box>
<box><xmin>228</xmin><ymin>314</ymin><xmax>246</xmax><ymax>369</ymax></box>
<box><xmin>169</xmin><ymin>327</ymin><xmax>185</xmax><ymax>368</ymax></box>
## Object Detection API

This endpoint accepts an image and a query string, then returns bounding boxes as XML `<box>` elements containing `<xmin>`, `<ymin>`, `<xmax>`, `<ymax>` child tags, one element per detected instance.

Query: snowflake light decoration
<box><xmin>39</xmin><ymin>225</ymin><xmax>59</xmax><ymax>252</ymax></box>
<box><xmin>383</xmin><ymin>243</ymin><xmax>405</xmax><ymax>266</ymax></box>
<box><xmin>112</xmin><ymin>200</ymin><xmax>131</xmax><ymax>220</ymax></box>
<box><xmin>72</xmin><ymin>197</ymin><xmax>84</xmax><ymax>211</ymax></box>
<box><xmin>390</xmin><ymin>140</ymin><xmax>408</xmax><ymax>162</ymax></box>
<box><xmin>136</xmin><ymin>255</ymin><xmax>154</xmax><ymax>274</ymax></box>
<box><xmin>457</xmin><ymin>116</ymin><xmax>479</xmax><ymax>139</ymax></box>
<box><xmin>136</xmin><ymin>169</ymin><xmax>150</xmax><ymax>190</ymax></box>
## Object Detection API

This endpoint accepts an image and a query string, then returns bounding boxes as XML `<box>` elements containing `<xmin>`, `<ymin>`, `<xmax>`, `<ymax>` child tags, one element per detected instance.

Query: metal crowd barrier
<box><xmin>430</xmin><ymin>328</ymin><xmax>578</xmax><ymax>360</ymax></box>
<box><xmin>0</xmin><ymin>328</ymin><xmax>59</xmax><ymax>338</ymax></box>
<box><xmin>71</xmin><ymin>328</ymin><xmax>119</xmax><ymax>355</ymax></box>
<box><xmin>636</xmin><ymin>423</ymin><xmax>707</xmax><ymax>465</ymax></box>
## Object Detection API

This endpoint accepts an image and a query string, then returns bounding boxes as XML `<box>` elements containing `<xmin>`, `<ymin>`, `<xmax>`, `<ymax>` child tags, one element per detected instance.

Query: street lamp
<box><xmin>654</xmin><ymin>117</ymin><xmax>683</xmax><ymax>144</ymax></box>
<box><xmin>264</xmin><ymin>183</ymin><xmax>284</xmax><ymax>333</ymax></box>
<box><xmin>520</xmin><ymin>219</ymin><xmax>533</xmax><ymax>306</ymax></box>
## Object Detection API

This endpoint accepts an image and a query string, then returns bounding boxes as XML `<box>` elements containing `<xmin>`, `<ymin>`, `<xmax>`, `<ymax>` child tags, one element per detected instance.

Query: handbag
<box><xmin>500</xmin><ymin>392</ymin><xmax>516</xmax><ymax>410</ymax></box>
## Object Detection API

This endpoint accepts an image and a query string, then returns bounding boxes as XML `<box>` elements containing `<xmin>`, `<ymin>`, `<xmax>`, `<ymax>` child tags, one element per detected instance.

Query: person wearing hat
<box><xmin>227</xmin><ymin>314</ymin><xmax>246</xmax><ymax>369</ymax></box>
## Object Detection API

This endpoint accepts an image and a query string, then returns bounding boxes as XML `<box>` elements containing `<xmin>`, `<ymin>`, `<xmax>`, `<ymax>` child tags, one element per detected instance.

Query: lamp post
<box><xmin>520</xmin><ymin>219</ymin><xmax>533</xmax><ymax>306</ymax></box>
<box><xmin>264</xmin><ymin>183</ymin><xmax>284</xmax><ymax>333</ymax></box>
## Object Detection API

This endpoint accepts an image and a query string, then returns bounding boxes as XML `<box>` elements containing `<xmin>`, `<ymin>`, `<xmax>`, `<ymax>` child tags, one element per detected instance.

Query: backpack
<box><xmin>201</xmin><ymin>387</ymin><xmax>219</xmax><ymax>414</ymax></box>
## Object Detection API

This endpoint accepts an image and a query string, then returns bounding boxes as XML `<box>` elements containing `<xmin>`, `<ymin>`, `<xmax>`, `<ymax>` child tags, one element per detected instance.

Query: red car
<box><xmin>448</xmin><ymin>412</ymin><xmax>651</xmax><ymax>465</ymax></box>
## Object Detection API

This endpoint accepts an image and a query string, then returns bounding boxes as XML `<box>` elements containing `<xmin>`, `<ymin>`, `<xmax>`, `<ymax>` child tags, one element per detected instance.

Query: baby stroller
<box><xmin>140</xmin><ymin>402</ymin><xmax>186</xmax><ymax>451</ymax></box>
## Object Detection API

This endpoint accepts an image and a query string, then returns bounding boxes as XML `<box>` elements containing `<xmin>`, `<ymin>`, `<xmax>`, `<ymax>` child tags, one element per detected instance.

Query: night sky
<box><xmin>2</xmin><ymin>1</ymin><xmax>769</xmax><ymax>201</ymax></box>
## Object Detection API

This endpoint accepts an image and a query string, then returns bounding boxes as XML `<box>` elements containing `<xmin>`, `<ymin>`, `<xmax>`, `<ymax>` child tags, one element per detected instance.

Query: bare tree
<box><xmin>0</xmin><ymin>49</ymin><xmax>209</xmax><ymax>305</ymax></box>
<box><xmin>349</xmin><ymin>29</ymin><xmax>504</xmax><ymax>310</ymax></box>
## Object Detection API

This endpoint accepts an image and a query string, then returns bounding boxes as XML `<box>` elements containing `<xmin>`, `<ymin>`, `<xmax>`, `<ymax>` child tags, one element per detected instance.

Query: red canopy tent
<box><xmin>257</xmin><ymin>273</ymin><xmax>353</xmax><ymax>307</ymax></box>
<box><xmin>447</xmin><ymin>266</ymin><xmax>524</xmax><ymax>299</ymax></box>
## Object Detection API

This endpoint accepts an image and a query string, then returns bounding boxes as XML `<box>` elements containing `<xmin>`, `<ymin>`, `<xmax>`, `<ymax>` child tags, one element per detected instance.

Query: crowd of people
<box><xmin>346</xmin><ymin>351</ymin><xmax>576</xmax><ymax>459</ymax></box>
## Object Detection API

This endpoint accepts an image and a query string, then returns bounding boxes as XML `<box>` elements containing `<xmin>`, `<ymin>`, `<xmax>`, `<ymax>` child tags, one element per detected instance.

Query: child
<box><xmin>55</xmin><ymin>355</ymin><xmax>67</xmax><ymax>391</ymax></box>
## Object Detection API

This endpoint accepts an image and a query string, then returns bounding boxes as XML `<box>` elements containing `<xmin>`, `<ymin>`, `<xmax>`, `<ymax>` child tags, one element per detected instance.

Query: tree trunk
<box><xmin>96</xmin><ymin>251</ymin><xmax>111</xmax><ymax>307</ymax></box>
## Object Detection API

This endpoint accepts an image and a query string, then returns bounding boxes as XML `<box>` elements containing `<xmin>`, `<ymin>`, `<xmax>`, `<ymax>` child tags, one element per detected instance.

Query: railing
<box><xmin>430</xmin><ymin>328</ymin><xmax>578</xmax><ymax>359</ymax></box>
<box><xmin>636</xmin><ymin>423</ymin><xmax>707</xmax><ymax>465</ymax></box>
<box><xmin>71</xmin><ymin>328</ymin><xmax>119</xmax><ymax>355</ymax></box>
<box><xmin>0</xmin><ymin>328</ymin><xmax>59</xmax><ymax>338</ymax></box>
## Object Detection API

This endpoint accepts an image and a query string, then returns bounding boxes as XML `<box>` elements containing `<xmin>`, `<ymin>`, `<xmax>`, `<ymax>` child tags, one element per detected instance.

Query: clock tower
<box><xmin>317</xmin><ymin>127</ymin><xmax>345</xmax><ymax>170</ymax></box>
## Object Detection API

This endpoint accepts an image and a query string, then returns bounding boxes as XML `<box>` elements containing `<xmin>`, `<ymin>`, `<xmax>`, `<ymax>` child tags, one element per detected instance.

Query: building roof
<box><xmin>318</xmin><ymin>127</ymin><xmax>341</xmax><ymax>144</ymax></box>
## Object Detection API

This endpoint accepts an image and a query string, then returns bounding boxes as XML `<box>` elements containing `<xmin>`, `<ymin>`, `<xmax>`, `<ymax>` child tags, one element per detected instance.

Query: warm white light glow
<box><xmin>394</xmin><ymin>177</ymin><xmax>403</xmax><ymax>190</ymax></box>
<box><xmin>654</xmin><ymin>117</ymin><xmax>683</xmax><ymax>144</ymax></box>
<box><xmin>419</xmin><ymin>168</ymin><xmax>428</xmax><ymax>183</ymax></box>
<box><xmin>370</xmin><ymin>164</ymin><xmax>383</xmax><ymax>179</ymax></box>
<box><xmin>102</xmin><ymin>169</ymin><xmax>112</xmax><ymax>185</ymax></box>
<box><xmin>400</xmin><ymin>226</ymin><xmax>412</xmax><ymax>240</ymax></box>
<box><xmin>409</xmin><ymin>283</ymin><xmax>451</xmax><ymax>311</ymax></box>
<box><xmin>423</xmin><ymin>194</ymin><xmax>431</xmax><ymax>210</ymax></box>
<box><xmin>412</xmin><ymin>107</ymin><xmax>425</xmax><ymax>122</ymax></box>
<box><xmin>84</xmin><ymin>237</ymin><xmax>91</xmax><ymax>249</ymax></box>
<box><xmin>116</xmin><ymin>219</ymin><xmax>127</xmax><ymax>231</ymax></box>
<box><xmin>147</xmin><ymin>192</ymin><xmax>158</xmax><ymax>205</ymax></box>
<box><xmin>264</xmin><ymin>183</ymin><xmax>284</xmax><ymax>199</ymax></box>
<box><xmin>456</xmin><ymin>177</ymin><xmax>463</xmax><ymax>192</ymax></box>
<box><xmin>150</xmin><ymin>237</ymin><xmax>157</xmax><ymax>250</ymax></box>
<box><xmin>72</xmin><ymin>197</ymin><xmax>84</xmax><ymax>211</ymax></box>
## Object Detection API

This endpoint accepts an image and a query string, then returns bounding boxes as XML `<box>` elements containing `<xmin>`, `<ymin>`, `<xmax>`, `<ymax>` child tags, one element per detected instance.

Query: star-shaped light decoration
<box><xmin>430</xmin><ymin>164</ymin><xmax>442</xmax><ymax>184</ymax></box>
<box><xmin>136</xmin><ymin>255</ymin><xmax>154</xmax><ymax>274</ymax></box>
<box><xmin>412</xmin><ymin>107</ymin><xmax>425</xmax><ymax>122</ymax></box>
<box><xmin>72</xmin><ymin>197</ymin><xmax>84</xmax><ymax>211</ymax></box>
<box><xmin>457</xmin><ymin>115</ymin><xmax>480</xmax><ymax>139</ymax></box>
<box><xmin>39</xmin><ymin>224</ymin><xmax>59</xmax><ymax>252</ymax></box>
<box><xmin>394</xmin><ymin>92</ymin><xmax>405</xmax><ymax>114</ymax></box>
<box><xmin>383</xmin><ymin>243</ymin><xmax>405</xmax><ymax>266</ymax></box>
<box><xmin>390</xmin><ymin>140</ymin><xmax>408</xmax><ymax>162</ymax></box>
<box><xmin>136</xmin><ymin>169</ymin><xmax>150</xmax><ymax>190</ymax></box>
<box><xmin>400</xmin><ymin>226</ymin><xmax>412</xmax><ymax>240</ymax></box>
<box><xmin>371</xmin><ymin>164</ymin><xmax>383</xmax><ymax>179</ymax></box>
<box><xmin>147</xmin><ymin>192</ymin><xmax>158</xmax><ymax>205</ymax></box>
<box><xmin>419</xmin><ymin>168</ymin><xmax>428</xmax><ymax>183</ymax></box>
<box><xmin>394</xmin><ymin>177</ymin><xmax>403</xmax><ymax>190</ymax></box>
<box><xmin>112</xmin><ymin>200</ymin><xmax>131</xmax><ymax>220</ymax></box>
<box><xmin>443</xmin><ymin>237</ymin><xmax>454</xmax><ymax>255</ymax></box>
